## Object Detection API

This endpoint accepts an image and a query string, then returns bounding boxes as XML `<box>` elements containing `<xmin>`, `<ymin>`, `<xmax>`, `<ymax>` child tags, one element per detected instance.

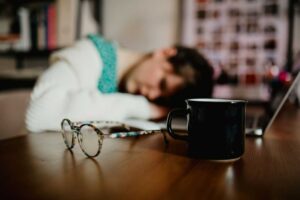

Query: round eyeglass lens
<box><xmin>79</xmin><ymin>125</ymin><xmax>102</xmax><ymax>157</ymax></box>
<box><xmin>61</xmin><ymin>119</ymin><xmax>74</xmax><ymax>149</ymax></box>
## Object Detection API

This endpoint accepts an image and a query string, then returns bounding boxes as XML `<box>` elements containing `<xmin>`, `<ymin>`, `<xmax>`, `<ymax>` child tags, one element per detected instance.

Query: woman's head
<box><xmin>121</xmin><ymin>46</ymin><xmax>214</xmax><ymax>107</ymax></box>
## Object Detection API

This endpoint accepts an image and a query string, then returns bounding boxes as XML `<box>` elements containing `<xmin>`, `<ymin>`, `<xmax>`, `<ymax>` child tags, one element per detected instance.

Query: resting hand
<box><xmin>149</xmin><ymin>103</ymin><xmax>169</xmax><ymax>120</ymax></box>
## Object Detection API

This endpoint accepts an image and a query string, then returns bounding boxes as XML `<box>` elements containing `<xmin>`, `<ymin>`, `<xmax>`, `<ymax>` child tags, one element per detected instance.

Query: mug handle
<box><xmin>166</xmin><ymin>108</ymin><xmax>189</xmax><ymax>141</ymax></box>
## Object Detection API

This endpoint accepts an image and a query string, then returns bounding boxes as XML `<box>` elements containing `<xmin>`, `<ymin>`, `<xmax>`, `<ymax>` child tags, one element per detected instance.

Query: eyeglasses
<box><xmin>61</xmin><ymin>119</ymin><xmax>129</xmax><ymax>157</ymax></box>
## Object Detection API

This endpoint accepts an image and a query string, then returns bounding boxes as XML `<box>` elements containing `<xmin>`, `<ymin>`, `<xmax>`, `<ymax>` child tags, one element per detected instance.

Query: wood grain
<box><xmin>0</xmin><ymin>104</ymin><xmax>300</xmax><ymax>199</ymax></box>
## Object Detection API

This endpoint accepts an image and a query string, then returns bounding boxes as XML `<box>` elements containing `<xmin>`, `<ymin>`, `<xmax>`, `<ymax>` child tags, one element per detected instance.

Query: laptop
<box><xmin>124</xmin><ymin>68</ymin><xmax>300</xmax><ymax>137</ymax></box>
<box><xmin>155</xmin><ymin>71</ymin><xmax>300</xmax><ymax>137</ymax></box>
<box><xmin>245</xmin><ymin>71</ymin><xmax>300</xmax><ymax>137</ymax></box>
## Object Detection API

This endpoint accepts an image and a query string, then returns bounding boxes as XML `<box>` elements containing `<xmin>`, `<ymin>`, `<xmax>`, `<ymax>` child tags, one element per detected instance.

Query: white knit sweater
<box><xmin>26</xmin><ymin>39</ymin><xmax>151</xmax><ymax>132</ymax></box>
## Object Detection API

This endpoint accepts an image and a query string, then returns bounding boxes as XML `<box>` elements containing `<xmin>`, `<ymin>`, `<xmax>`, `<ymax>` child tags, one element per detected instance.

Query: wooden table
<box><xmin>0</xmin><ymin>104</ymin><xmax>300</xmax><ymax>200</ymax></box>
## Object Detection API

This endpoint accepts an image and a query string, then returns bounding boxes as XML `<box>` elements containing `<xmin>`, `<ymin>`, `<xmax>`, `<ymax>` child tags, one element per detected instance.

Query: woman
<box><xmin>26</xmin><ymin>35</ymin><xmax>214</xmax><ymax>132</ymax></box>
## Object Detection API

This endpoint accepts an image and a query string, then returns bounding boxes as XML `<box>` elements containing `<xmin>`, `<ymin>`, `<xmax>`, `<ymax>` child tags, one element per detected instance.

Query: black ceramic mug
<box><xmin>166</xmin><ymin>98</ymin><xmax>247</xmax><ymax>160</ymax></box>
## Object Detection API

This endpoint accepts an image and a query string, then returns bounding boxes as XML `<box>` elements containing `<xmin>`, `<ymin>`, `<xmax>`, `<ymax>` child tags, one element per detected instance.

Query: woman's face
<box><xmin>126</xmin><ymin>48</ymin><xmax>185</xmax><ymax>101</ymax></box>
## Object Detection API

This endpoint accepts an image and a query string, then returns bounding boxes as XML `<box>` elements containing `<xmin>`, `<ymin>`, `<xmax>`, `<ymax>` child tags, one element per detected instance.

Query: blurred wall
<box><xmin>293</xmin><ymin>8</ymin><xmax>300</xmax><ymax>57</ymax></box>
<box><xmin>102</xmin><ymin>0</ymin><xmax>179</xmax><ymax>52</ymax></box>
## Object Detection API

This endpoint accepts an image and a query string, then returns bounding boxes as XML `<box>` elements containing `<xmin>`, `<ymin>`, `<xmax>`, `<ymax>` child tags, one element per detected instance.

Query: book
<box><xmin>47</xmin><ymin>4</ymin><xmax>57</xmax><ymax>49</ymax></box>
<box><xmin>56</xmin><ymin>0</ymin><xmax>78</xmax><ymax>47</ymax></box>
<box><xmin>30</xmin><ymin>8</ymin><xmax>38</xmax><ymax>50</ymax></box>
<box><xmin>37</xmin><ymin>7</ymin><xmax>46</xmax><ymax>50</ymax></box>
<box><xmin>13</xmin><ymin>7</ymin><xmax>31</xmax><ymax>51</ymax></box>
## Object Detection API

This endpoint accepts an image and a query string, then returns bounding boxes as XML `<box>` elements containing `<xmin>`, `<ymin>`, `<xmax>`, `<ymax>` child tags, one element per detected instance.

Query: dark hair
<box><xmin>153</xmin><ymin>46</ymin><xmax>214</xmax><ymax>108</ymax></box>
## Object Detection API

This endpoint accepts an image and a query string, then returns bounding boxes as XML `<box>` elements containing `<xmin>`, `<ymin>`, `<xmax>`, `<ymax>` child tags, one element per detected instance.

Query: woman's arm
<box><xmin>26</xmin><ymin>39</ymin><xmax>152</xmax><ymax>132</ymax></box>
<box><xmin>26</xmin><ymin>60</ymin><xmax>151</xmax><ymax>132</ymax></box>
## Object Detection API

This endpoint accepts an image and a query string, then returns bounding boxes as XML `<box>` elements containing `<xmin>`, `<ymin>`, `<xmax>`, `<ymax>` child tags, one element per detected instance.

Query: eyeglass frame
<box><xmin>61</xmin><ymin>118</ymin><xmax>129</xmax><ymax>157</ymax></box>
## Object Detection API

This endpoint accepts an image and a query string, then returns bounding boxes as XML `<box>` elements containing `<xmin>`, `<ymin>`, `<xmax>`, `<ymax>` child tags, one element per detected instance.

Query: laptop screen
<box><xmin>268</xmin><ymin>52</ymin><xmax>300</xmax><ymax>119</ymax></box>
<box><xmin>264</xmin><ymin>71</ymin><xmax>300</xmax><ymax>133</ymax></box>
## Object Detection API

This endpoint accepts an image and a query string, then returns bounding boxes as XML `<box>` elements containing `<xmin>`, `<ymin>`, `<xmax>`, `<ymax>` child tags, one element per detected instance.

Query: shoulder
<box><xmin>49</xmin><ymin>39</ymin><xmax>104</xmax><ymax>88</ymax></box>
<box><xmin>50</xmin><ymin>38</ymin><xmax>101</xmax><ymax>66</ymax></box>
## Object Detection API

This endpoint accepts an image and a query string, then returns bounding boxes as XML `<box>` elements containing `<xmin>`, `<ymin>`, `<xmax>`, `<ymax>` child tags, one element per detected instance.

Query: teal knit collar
<box><xmin>88</xmin><ymin>34</ymin><xmax>118</xmax><ymax>93</ymax></box>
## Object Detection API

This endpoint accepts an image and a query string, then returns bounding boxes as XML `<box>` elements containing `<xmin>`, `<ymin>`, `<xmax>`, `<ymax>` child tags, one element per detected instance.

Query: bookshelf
<box><xmin>0</xmin><ymin>0</ymin><xmax>101</xmax><ymax>90</ymax></box>
<box><xmin>0</xmin><ymin>49</ymin><xmax>56</xmax><ymax>69</ymax></box>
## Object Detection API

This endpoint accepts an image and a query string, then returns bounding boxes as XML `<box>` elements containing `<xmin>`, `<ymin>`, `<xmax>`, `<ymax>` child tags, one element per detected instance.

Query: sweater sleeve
<box><xmin>26</xmin><ymin>40</ymin><xmax>151</xmax><ymax>133</ymax></box>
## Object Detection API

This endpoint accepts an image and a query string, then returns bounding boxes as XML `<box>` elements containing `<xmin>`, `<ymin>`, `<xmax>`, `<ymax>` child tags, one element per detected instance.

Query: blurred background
<box><xmin>0</xmin><ymin>0</ymin><xmax>299</xmax><ymax>102</ymax></box>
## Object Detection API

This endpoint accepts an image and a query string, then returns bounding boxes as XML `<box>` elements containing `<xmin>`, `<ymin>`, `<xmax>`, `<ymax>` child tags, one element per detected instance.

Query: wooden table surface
<box><xmin>0</xmin><ymin>104</ymin><xmax>300</xmax><ymax>200</ymax></box>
